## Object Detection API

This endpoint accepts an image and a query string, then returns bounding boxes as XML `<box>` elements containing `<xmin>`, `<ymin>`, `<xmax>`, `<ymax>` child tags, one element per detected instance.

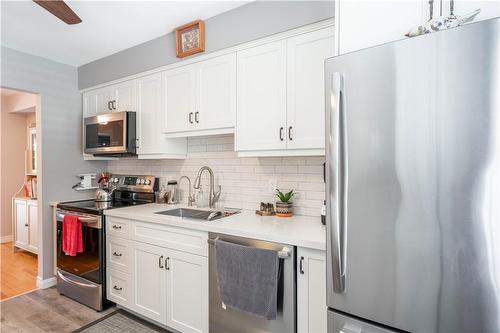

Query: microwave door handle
<box><xmin>327</xmin><ymin>72</ymin><xmax>347</xmax><ymax>294</ymax></box>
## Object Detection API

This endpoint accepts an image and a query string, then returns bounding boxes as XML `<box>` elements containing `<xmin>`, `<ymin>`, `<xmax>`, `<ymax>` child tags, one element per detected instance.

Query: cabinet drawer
<box><xmin>106</xmin><ymin>217</ymin><xmax>130</xmax><ymax>238</ymax></box>
<box><xmin>107</xmin><ymin>268</ymin><xmax>130</xmax><ymax>306</ymax></box>
<box><xmin>132</xmin><ymin>221</ymin><xmax>208</xmax><ymax>257</ymax></box>
<box><xmin>107</xmin><ymin>236</ymin><xmax>131</xmax><ymax>273</ymax></box>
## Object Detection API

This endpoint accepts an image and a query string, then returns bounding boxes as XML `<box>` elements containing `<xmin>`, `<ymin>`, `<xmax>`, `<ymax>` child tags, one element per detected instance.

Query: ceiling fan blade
<box><xmin>33</xmin><ymin>0</ymin><xmax>82</xmax><ymax>25</ymax></box>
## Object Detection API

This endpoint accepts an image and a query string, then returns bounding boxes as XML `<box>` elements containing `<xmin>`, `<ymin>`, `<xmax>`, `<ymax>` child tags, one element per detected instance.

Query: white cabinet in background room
<box><xmin>136</xmin><ymin>73</ymin><xmax>187</xmax><ymax>159</ymax></box>
<box><xmin>236</xmin><ymin>26</ymin><xmax>334</xmax><ymax>157</ymax></box>
<box><xmin>13</xmin><ymin>198</ymin><xmax>38</xmax><ymax>254</ymax></box>
<box><xmin>163</xmin><ymin>53</ymin><xmax>236</xmax><ymax>137</ymax></box>
<box><xmin>297</xmin><ymin>247</ymin><xmax>327</xmax><ymax>333</ymax></box>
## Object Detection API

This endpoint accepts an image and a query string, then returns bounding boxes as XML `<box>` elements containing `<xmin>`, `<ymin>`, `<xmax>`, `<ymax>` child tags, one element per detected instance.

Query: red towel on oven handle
<box><xmin>62</xmin><ymin>215</ymin><xmax>83</xmax><ymax>256</ymax></box>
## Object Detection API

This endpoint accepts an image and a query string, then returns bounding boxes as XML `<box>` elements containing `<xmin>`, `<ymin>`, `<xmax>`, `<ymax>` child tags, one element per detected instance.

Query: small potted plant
<box><xmin>275</xmin><ymin>189</ymin><xmax>295</xmax><ymax>217</ymax></box>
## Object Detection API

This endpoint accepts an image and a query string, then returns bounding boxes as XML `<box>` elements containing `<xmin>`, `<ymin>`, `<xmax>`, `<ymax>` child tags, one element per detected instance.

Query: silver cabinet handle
<box><xmin>195</xmin><ymin>111</ymin><xmax>199</xmax><ymax>123</ymax></box>
<box><xmin>327</xmin><ymin>72</ymin><xmax>347</xmax><ymax>294</ymax></box>
<box><xmin>112</xmin><ymin>252</ymin><xmax>122</xmax><ymax>257</ymax></box>
<box><xmin>279</xmin><ymin>127</ymin><xmax>284</xmax><ymax>141</ymax></box>
<box><xmin>288</xmin><ymin>126</ymin><xmax>293</xmax><ymax>140</ymax></box>
<box><xmin>299</xmin><ymin>256</ymin><xmax>305</xmax><ymax>274</ymax></box>
<box><xmin>107</xmin><ymin>101</ymin><xmax>112</xmax><ymax>110</ymax></box>
<box><xmin>112</xmin><ymin>225</ymin><xmax>122</xmax><ymax>230</ymax></box>
<box><xmin>112</xmin><ymin>100</ymin><xmax>117</xmax><ymax>110</ymax></box>
<box><xmin>189</xmin><ymin>112</ymin><xmax>193</xmax><ymax>124</ymax></box>
<box><xmin>113</xmin><ymin>285</ymin><xmax>123</xmax><ymax>291</ymax></box>
<box><xmin>165</xmin><ymin>257</ymin><xmax>170</xmax><ymax>270</ymax></box>
<box><xmin>159</xmin><ymin>255</ymin><xmax>164</xmax><ymax>268</ymax></box>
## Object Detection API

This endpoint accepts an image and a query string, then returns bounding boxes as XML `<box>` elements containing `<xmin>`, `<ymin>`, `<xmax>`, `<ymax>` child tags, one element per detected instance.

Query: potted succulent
<box><xmin>275</xmin><ymin>189</ymin><xmax>295</xmax><ymax>217</ymax></box>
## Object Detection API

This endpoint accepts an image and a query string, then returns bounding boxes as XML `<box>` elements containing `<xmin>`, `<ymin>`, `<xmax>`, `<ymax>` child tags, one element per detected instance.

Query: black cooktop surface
<box><xmin>57</xmin><ymin>199</ymin><xmax>148</xmax><ymax>215</ymax></box>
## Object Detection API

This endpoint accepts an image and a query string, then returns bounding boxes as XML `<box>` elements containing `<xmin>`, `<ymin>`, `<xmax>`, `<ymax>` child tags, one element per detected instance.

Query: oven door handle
<box><xmin>56</xmin><ymin>213</ymin><xmax>100</xmax><ymax>227</ymax></box>
<box><xmin>57</xmin><ymin>271</ymin><xmax>98</xmax><ymax>289</ymax></box>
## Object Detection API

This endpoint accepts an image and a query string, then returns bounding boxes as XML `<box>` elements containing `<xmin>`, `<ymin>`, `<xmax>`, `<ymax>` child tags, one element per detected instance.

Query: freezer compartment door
<box><xmin>325</xmin><ymin>18</ymin><xmax>500</xmax><ymax>333</ymax></box>
<box><xmin>328</xmin><ymin>310</ymin><xmax>397</xmax><ymax>333</ymax></box>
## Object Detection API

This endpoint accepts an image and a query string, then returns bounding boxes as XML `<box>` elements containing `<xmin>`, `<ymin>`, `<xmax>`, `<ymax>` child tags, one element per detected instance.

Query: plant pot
<box><xmin>275</xmin><ymin>201</ymin><xmax>293</xmax><ymax>217</ymax></box>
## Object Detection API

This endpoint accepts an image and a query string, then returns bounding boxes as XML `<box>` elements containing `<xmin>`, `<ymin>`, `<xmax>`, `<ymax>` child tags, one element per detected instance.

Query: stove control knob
<box><xmin>140</xmin><ymin>179</ymin><xmax>146</xmax><ymax>185</ymax></box>
<box><xmin>145</xmin><ymin>179</ymin><xmax>151</xmax><ymax>185</ymax></box>
<box><xmin>136</xmin><ymin>179</ymin><xmax>141</xmax><ymax>185</ymax></box>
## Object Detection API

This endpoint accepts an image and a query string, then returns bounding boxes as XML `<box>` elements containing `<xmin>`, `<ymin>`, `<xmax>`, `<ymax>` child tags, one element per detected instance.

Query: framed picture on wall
<box><xmin>175</xmin><ymin>19</ymin><xmax>205</xmax><ymax>58</ymax></box>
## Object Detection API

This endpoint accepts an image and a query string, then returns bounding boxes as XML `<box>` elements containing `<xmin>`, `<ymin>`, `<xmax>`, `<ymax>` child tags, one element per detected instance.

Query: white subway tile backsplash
<box><xmin>108</xmin><ymin>135</ymin><xmax>325</xmax><ymax>217</ymax></box>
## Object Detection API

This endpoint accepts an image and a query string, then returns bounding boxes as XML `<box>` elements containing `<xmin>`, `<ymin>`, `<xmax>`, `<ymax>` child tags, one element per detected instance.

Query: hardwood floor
<box><xmin>0</xmin><ymin>287</ymin><xmax>115</xmax><ymax>333</ymax></box>
<box><xmin>0</xmin><ymin>242</ymin><xmax>38</xmax><ymax>300</ymax></box>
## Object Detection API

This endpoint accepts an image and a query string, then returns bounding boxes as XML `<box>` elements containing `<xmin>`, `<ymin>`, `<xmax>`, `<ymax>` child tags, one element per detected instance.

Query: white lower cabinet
<box><xmin>106</xmin><ymin>219</ymin><xmax>208</xmax><ymax>333</ymax></box>
<box><xmin>297</xmin><ymin>247</ymin><xmax>327</xmax><ymax>333</ymax></box>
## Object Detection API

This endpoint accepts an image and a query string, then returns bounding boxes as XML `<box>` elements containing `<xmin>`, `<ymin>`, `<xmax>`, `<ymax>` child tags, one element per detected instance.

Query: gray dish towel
<box><xmin>215</xmin><ymin>239</ymin><xmax>279</xmax><ymax>320</ymax></box>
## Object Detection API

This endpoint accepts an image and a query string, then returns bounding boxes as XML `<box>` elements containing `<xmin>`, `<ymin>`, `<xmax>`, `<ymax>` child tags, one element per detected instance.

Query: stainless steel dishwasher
<box><xmin>208</xmin><ymin>232</ymin><xmax>296</xmax><ymax>333</ymax></box>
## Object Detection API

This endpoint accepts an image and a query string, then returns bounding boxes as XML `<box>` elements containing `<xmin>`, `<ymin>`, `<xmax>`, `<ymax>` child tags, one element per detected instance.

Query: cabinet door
<box><xmin>287</xmin><ymin>27</ymin><xmax>334</xmax><ymax>150</ymax></box>
<box><xmin>163</xmin><ymin>66</ymin><xmax>196</xmax><ymax>134</ymax></box>
<box><xmin>113</xmin><ymin>80</ymin><xmax>137</xmax><ymax>112</ymax></box>
<box><xmin>27</xmin><ymin>200</ymin><xmax>38</xmax><ymax>251</ymax></box>
<box><xmin>297</xmin><ymin>248</ymin><xmax>327</xmax><ymax>333</ymax></box>
<box><xmin>94</xmin><ymin>87</ymin><xmax>115</xmax><ymax>115</ymax></box>
<box><xmin>131</xmin><ymin>241</ymin><xmax>167</xmax><ymax>324</ymax></box>
<box><xmin>165</xmin><ymin>249</ymin><xmax>208</xmax><ymax>333</ymax></box>
<box><xmin>137</xmin><ymin>73</ymin><xmax>162</xmax><ymax>154</ymax></box>
<box><xmin>195</xmin><ymin>53</ymin><xmax>236</xmax><ymax>131</ymax></box>
<box><xmin>14</xmin><ymin>200</ymin><xmax>28</xmax><ymax>247</ymax></box>
<box><xmin>236</xmin><ymin>40</ymin><xmax>287</xmax><ymax>151</ymax></box>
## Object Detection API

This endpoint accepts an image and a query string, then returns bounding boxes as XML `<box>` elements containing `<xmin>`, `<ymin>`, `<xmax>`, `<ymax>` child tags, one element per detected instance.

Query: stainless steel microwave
<box><xmin>84</xmin><ymin>111</ymin><xmax>136</xmax><ymax>155</ymax></box>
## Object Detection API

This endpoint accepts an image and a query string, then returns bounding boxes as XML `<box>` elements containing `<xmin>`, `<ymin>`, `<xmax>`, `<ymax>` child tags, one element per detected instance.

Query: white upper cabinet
<box><xmin>163</xmin><ymin>66</ymin><xmax>196</xmax><ymax>134</ymax></box>
<box><xmin>83</xmin><ymin>81</ymin><xmax>137</xmax><ymax>117</ymax></box>
<box><xmin>336</xmin><ymin>0</ymin><xmax>500</xmax><ymax>55</ymax></box>
<box><xmin>236</xmin><ymin>26</ymin><xmax>333</xmax><ymax>156</ymax></box>
<box><xmin>236</xmin><ymin>40</ymin><xmax>287</xmax><ymax>152</ymax></box>
<box><xmin>287</xmin><ymin>27</ymin><xmax>334</xmax><ymax>150</ymax></box>
<box><xmin>163</xmin><ymin>53</ymin><xmax>237</xmax><ymax>137</ymax></box>
<box><xmin>195</xmin><ymin>53</ymin><xmax>236</xmax><ymax>133</ymax></box>
<box><xmin>136</xmin><ymin>73</ymin><xmax>187</xmax><ymax>158</ymax></box>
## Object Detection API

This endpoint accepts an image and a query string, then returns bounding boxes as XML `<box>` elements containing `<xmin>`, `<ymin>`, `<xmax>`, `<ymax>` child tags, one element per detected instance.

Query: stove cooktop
<box><xmin>57</xmin><ymin>199</ymin><xmax>149</xmax><ymax>215</ymax></box>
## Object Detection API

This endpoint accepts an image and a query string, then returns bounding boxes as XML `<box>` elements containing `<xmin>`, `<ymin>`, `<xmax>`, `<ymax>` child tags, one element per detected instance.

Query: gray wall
<box><xmin>1</xmin><ymin>46</ymin><xmax>106</xmax><ymax>280</ymax></box>
<box><xmin>78</xmin><ymin>1</ymin><xmax>334</xmax><ymax>89</ymax></box>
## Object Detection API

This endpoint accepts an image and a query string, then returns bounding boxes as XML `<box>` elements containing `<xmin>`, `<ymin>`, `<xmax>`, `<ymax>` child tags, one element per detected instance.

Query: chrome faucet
<box><xmin>178</xmin><ymin>176</ymin><xmax>195</xmax><ymax>207</ymax></box>
<box><xmin>193</xmin><ymin>166</ymin><xmax>221</xmax><ymax>209</ymax></box>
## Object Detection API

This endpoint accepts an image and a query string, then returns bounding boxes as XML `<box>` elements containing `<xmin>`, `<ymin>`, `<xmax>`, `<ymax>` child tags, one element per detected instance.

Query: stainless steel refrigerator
<box><xmin>325</xmin><ymin>18</ymin><xmax>500</xmax><ymax>333</ymax></box>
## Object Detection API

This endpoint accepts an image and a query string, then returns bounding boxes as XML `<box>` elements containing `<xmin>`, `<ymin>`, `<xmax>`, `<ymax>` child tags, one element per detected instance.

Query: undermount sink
<box><xmin>155</xmin><ymin>208</ymin><xmax>240</xmax><ymax>221</ymax></box>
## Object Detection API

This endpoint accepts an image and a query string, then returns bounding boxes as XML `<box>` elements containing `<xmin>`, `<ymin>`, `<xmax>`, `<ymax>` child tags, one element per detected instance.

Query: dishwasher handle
<box><xmin>207</xmin><ymin>238</ymin><xmax>291</xmax><ymax>259</ymax></box>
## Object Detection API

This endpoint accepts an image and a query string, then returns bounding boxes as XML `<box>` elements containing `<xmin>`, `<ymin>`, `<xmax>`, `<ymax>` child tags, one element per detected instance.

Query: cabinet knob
<box><xmin>112</xmin><ymin>225</ymin><xmax>122</xmax><ymax>230</ymax></box>
<box><xmin>112</xmin><ymin>252</ymin><xmax>122</xmax><ymax>257</ymax></box>
<box><xmin>288</xmin><ymin>126</ymin><xmax>293</xmax><ymax>141</ymax></box>
<box><xmin>279</xmin><ymin>127</ymin><xmax>284</xmax><ymax>141</ymax></box>
<box><xmin>189</xmin><ymin>112</ymin><xmax>193</xmax><ymax>124</ymax></box>
<box><xmin>113</xmin><ymin>285</ymin><xmax>123</xmax><ymax>291</ymax></box>
<box><xmin>159</xmin><ymin>255</ymin><xmax>164</xmax><ymax>268</ymax></box>
<box><xmin>195</xmin><ymin>111</ymin><xmax>199</xmax><ymax>123</ymax></box>
<box><xmin>165</xmin><ymin>257</ymin><xmax>170</xmax><ymax>270</ymax></box>
<box><xmin>299</xmin><ymin>256</ymin><xmax>305</xmax><ymax>274</ymax></box>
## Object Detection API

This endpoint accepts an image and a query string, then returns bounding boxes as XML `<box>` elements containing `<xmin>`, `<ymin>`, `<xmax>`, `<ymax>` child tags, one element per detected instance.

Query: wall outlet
<box><xmin>267</xmin><ymin>179</ymin><xmax>277</xmax><ymax>194</ymax></box>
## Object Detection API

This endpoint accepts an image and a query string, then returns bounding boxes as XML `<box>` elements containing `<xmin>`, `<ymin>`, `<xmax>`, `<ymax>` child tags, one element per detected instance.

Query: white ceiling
<box><xmin>1</xmin><ymin>1</ymin><xmax>249</xmax><ymax>67</ymax></box>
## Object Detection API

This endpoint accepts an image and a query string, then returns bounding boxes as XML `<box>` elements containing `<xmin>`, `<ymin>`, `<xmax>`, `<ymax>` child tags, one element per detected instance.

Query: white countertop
<box><xmin>104</xmin><ymin>203</ymin><xmax>326</xmax><ymax>250</ymax></box>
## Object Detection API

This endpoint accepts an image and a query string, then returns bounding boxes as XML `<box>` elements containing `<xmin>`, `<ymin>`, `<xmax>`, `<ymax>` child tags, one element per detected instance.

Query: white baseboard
<box><xmin>0</xmin><ymin>235</ymin><xmax>13</xmax><ymax>243</ymax></box>
<box><xmin>37</xmin><ymin>276</ymin><xmax>57</xmax><ymax>289</ymax></box>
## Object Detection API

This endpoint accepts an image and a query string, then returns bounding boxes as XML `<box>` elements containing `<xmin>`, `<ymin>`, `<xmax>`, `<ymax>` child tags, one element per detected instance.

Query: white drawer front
<box><xmin>133</xmin><ymin>221</ymin><xmax>208</xmax><ymax>256</ymax></box>
<box><xmin>106</xmin><ymin>217</ymin><xmax>130</xmax><ymax>238</ymax></box>
<box><xmin>107</xmin><ymin>236</ymin><xmax>131</xmax><ymax>273</ymax></box>
<box><xmin>107</xmin><ymin>268</ymin><xmax>130</xmax><ymax>306</ymax></box>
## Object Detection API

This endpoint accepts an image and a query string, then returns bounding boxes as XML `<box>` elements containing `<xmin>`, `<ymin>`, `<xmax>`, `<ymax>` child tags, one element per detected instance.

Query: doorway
<box><xmin>0</xmin><ymin>88</ymin><xmax>40</xmax><ymax>299</ymax></box>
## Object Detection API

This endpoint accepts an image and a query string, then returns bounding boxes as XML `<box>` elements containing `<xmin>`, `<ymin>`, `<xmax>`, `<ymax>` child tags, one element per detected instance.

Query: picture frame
<box><xmin>175</xmin><ymin>19</ymin><xmax>205</xmax><ymax>58</ymax></box>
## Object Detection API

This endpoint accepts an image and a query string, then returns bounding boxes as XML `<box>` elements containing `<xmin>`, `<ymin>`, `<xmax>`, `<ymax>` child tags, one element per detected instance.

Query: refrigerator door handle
<box><xmin>328</xmin><ymin>72</ymin><xmax>347</xmax><ymax>293</ymax></box>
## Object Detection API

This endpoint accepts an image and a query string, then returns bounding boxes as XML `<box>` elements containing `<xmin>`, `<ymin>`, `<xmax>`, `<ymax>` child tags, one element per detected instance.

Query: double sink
<box><xmin>155</xmin><ymin>207</ymin><xmax>240</xmax><ymax>221</ymax></box>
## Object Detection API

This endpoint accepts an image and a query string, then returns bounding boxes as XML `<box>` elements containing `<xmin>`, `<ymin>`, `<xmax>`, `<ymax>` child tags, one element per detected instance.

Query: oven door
<box><xmin>56</xmin><ymin>210</ymin><xmax>103</xmax><ymax>284</ymax></box>
<box><xmin>84</xmin><ymin>111</ymin><xmax>135</xmax><ymax>155</ymax></box>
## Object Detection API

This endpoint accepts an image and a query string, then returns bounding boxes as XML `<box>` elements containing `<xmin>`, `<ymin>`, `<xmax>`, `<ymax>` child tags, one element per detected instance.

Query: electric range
<box><xmin>55</xmin><ymin>174</ymin><xmax>158</xmax><ymax>311</ymax></box>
